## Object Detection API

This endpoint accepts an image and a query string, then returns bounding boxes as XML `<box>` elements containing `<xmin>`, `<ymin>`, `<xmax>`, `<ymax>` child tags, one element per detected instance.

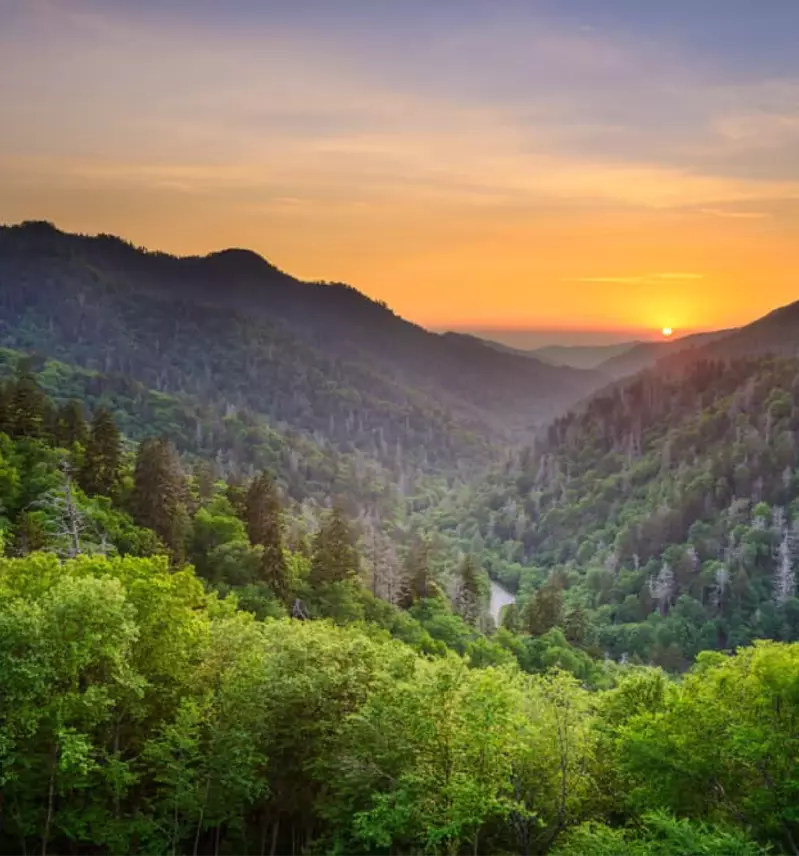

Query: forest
<box><xmin>0</xmin><ymin>360</ymin><xmax>796</xmax><ymax>855</ymax></box>
<box><xmin>0</xmin><ymin>222</ymin><xmax>798</xmax><ymax>853</ymax></box>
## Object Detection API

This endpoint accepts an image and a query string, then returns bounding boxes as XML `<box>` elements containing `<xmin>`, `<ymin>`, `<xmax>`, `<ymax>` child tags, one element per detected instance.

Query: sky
<box><xmin>1</xmin><ymin>0</ymin><xmax>799</xmax><ymax>343</ymax></box>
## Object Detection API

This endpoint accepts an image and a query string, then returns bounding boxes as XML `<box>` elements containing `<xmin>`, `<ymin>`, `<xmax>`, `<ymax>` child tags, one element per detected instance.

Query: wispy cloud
<box><xmin>700</xmin><ymin>208</ymin><xmax>771</xmax><ymax>219</ymax></box>
<box><xmin>566</xmin><ymin>273</ymin><xmax>704</xmax><ymax>284</ymax></box>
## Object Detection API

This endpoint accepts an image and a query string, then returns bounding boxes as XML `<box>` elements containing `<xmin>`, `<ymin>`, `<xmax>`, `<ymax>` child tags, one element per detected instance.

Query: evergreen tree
<box><xmin>55</xmin><ymin>400</ymin><xmax>88</xmax><ymax>448</ymax></box>
<box><xmin>454</xmin><ymin>553</ymin><xmax>482</xmax><ymax>626</ymax></box>
<box><xmin>9</xmin><ymin>368</ymin><xmax>47</xmax><ymax>439</ymax></box>
<box><xmin>193</xmin><ymin>460</ymin><xmax>216</xmax><ymax>503</ymax></box>
<box><xmin>132</xmin><ymin>437</ymin><xmax>188</xmax><ymax>561</ymax></box>
<box><xmin>225</xmin><ymin>473</ymin><xmax>247</xmax><ymax>519</ymax></box>
<box><xmin>402</xmin><ymin>537</ymin><xmax>438</xmax><ymax>605</ymax></box>
<box><xmin>245</xmin><ymin>471</ymin><xmax>288</xmax><ymax>599</ymax></box>
<box><xmin>79</xmin><ymin>407</ymin><xmax>122</xmax><ymax>496</ymax></box>
<box><xmin>310</xmin><ymin>505</ymin><xmax>359</xmax><ymax>586</ymax></box>
<box><xmin>523</xmin><ymin>582</ymin><xmax>563</xmax><ymax>636</ymax></box>
<box><xmin>12</xmin><ymin>510</ymin><xmax>49</xmax><ymax>556</ymax></box>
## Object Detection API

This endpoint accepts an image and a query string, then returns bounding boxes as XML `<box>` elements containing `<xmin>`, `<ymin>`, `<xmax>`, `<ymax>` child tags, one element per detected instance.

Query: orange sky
<box><xmin>1</xmin><ymin>2</ymin><xmax>798</xmax><ymax>338</ymax></box>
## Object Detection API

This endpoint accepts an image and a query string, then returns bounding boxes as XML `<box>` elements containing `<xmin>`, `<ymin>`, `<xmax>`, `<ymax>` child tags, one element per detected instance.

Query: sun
<box><xmin>661</xmin><ymin>327</ymin><xmax>673</xmax><ymax>338</ymax></box>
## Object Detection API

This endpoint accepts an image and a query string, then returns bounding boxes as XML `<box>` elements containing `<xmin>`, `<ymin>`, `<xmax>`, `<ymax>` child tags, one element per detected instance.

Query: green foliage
<box><xmin>0</xmin><ymin>552</ymin><xmax>789</xmax><ymax>855</ymax></box>
<box><xmin>457</xmin><ymin>356</ymin><xmax>799</xmax><ymax>669</ymax></box>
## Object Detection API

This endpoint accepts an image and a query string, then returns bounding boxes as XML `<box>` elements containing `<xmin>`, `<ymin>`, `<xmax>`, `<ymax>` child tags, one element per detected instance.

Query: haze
<box><xmin>2</xmin><ymin>0</ymin><xmax>799</xmax><ymax>342</ymax></box>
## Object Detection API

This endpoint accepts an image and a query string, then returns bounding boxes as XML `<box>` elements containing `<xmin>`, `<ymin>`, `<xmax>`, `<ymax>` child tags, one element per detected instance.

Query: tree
<box><xmin>79</xmin><ymin>408</ymin><xmax>122</xmax><ymax>497</ymax></box>
<box><xmin>11</xmin><ymin>510</ymin><xmax>49</xmax><ymax>555</ymax></box>
<box><xmin>310</xmin><ymin>505</ymin><xmax>358</xmax><ymax>586</ymax></box>
<box><xmin>523</xmin><ymin>582</ymin><xmax>563</xmax><ymax>637</ymax></box>
<box><xmin>33</xmin><ymin>461</ymin><xmax>96</xmax><ymax>558</ymax></box>
<box><xmin>774</xmin><ymin>530</ymin><xmax>796</xmax><ymax>605</ymax></box>
<box><xmin>363</xmin><ymin>517</ymin><xmax>406</xmax><ymax>605</ymax></box>
<box><xmin>54</xmin><ymin>401</ymin><xmax>88</xmax><ymax>448</ymax></box>
<box><xmin>402</xmin><ymin>537</ymin><xmax>439</xmax><ymax>604</ymax></box>
<box><xmin>131</xmin><ymin>437</ymin><xmax>188</xmax><ymax>561</ymax></box>
<box><xmin>245</xmin><ymin>471</ymin><xmax>288</xmax><ymax>600</ymax></box>
<box><xmin>453</xmin><ymin>553</ymin><xmax>482</xmax><ymax>626</ymax></box>
<box><xmin>9</xmin><ymin>367</ymin><xmax>47</xmax><ymax>439</ymax></box>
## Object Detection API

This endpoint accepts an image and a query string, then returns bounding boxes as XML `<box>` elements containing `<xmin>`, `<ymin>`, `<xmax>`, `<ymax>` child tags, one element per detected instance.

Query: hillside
<box><xmin>448</xmin><ymin>353</ymin><xmax>799</xmax><ymax>668</ymax></box>
<box><xmin>0</xmin><ymin>222</ymin><xmax>606</xmax><ymax>472</ymax></box>
<box><xmin>698</xmin><ymin>298</ymin><xmax>799</xmax><ymax>360</ymax></box>
<box><xmin>598</xmin><ymin>329</ymin><xmax>733</xmax><ymax>378</ymax></box>
<box><xmin>530</xmin><ymin>341</ymin><xmax>640</xmax><ymax>369</ymax></box>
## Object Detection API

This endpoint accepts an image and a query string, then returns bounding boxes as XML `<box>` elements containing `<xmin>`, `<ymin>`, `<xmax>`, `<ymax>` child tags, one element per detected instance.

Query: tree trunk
<box><xmin>259</xmin><ymin>813</ymin><xmax>269</xmax><ymax>856</ymax></box>
<box><xmin>270</xmin><ymin>818</ymin><xmax>280</xmax><ymax>856</ymax></box>
<box><xmin>42</xmin><ymin>745</ymin><xmax>57</xmax><ymax>856</ymax></box>
<box><xmin>193</xmin><ymin>775</ymin><xmax>212</xmax><ymax>856</ymax></box>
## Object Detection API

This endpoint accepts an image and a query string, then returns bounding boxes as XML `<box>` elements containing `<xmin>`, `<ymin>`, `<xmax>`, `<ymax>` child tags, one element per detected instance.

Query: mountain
<box><xmin>596</xmin><ymin>329</ymin><xmax>732</xmax><ymax>378</ymax></box>
<box><xmin>457</xmin><ymin>351</ymin><xmax>799</xmax><ymax>670</ymax></box>
<box><xmin>0</xmin><ymin>221</ymin><xmax>607</xmax><ymax>472</ymax></box>
<box><xmin>529</xmin><ymin>341</ymin><xmax>640</xmax><ymax>369</ymax></box>
<box><xmin>697</xmin><ymin>299</ymin><xmax>799</xmax><ymax>361</ymax></box>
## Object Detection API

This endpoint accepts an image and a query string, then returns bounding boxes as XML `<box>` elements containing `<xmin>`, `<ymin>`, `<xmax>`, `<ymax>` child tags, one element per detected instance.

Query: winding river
<box><xmin>489</xmin><ymin>579</ymin><xmax>516</xmax><ymax>623</ymax></box>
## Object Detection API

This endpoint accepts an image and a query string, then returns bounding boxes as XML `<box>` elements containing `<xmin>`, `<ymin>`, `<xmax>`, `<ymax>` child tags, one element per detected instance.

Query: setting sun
<box><xmin>662</xmin><ymin>327</ymin><xmax>673</xmax><ymax>337</ymax></box>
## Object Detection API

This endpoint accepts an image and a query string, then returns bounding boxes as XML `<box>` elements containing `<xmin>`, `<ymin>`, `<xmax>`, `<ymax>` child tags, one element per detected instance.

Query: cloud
<box><xmin>700</xmin><ymin>208</ymin><xmax>771</xmax><ymax>219</ymax></box>
<box><xmin>566</xmin><ymin>273</ymin><xmax>704</xmax><ymax>284</ymax></box>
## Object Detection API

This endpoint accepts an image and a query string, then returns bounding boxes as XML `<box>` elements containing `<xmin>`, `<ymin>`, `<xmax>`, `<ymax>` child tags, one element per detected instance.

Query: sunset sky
<box><xmin>2</xmin><ymin>0</ymin><xmax>798</xmax><ymax>342</ymax></box>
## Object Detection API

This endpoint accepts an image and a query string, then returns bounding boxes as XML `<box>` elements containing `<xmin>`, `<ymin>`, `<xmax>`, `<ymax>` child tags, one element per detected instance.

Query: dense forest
<box><xmin>456</xmin><ymin>356</ymin><xmax>799</xmax><ymax>668</ymax></box>
<box><xmin>1</xmin><ymin>222</ymin><xmax>799</xmax><ymax>853</ymax></box>
<box><xmin>0</xmin><ymin>367</ymin><xmax>795</xmax><ymax>855</ymax></box>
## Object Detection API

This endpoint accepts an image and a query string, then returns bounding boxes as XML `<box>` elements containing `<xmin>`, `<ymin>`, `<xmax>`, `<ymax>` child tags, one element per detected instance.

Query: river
<box><xmin>489</xmin><ymin>579</ymin><xmax>516</xmax><ymax>623</ymax></box>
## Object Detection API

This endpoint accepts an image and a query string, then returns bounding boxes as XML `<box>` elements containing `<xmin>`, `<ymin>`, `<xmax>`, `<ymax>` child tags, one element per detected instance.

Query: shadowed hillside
<box><xmin>0</xmin><ymin>221</ymin><xmax>608</xmax><ymax>472</ymax></box>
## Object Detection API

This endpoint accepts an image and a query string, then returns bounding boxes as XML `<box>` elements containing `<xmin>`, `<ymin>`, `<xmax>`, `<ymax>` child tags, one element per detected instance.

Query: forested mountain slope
<box><xmin>454</xmin><ymin>354</ymin><xmax>799</xmax><ymax>667</ymax></box>
<box><xmin>597</xmin><ymin>328</ymin><xmax>733</xmax><ymax>378</ymax></box>
<box><xmin>0</xmin><ymin>221</ymin><xmax>605</xmax><ymax>471</ymax></box>
<box><xmin>697</xmin><ymin>298</ymin><xmax>799</xmax><ymax>360</ymax></box>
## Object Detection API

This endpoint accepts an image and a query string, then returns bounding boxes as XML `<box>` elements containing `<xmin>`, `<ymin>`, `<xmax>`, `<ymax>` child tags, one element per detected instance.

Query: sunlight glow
<box><xmin>662</xmin><ymin>327</ymin><xmax>674</xmax><ymax>337</ymax></box>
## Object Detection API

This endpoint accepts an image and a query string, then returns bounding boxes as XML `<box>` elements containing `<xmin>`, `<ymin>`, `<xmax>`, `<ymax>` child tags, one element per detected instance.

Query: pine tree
<box><xmin>245</xmin><ymin>471</ymin><xmax>288</xmax><ymax>599</ymax></box>
<box><xmin>225</xmin><ymin>473</ymin><xmax>247</xmax><ymax>519</ymax></box>
<box><xmin>79</xmin><ymin>408</ymin><xmax>122</xmax><ymax>496</ymax></box>
<box><xmin>132</xmin><ymin>437</ymin><xmax>188</xmax><ymax>561</ymax></box>
<box><xmin>402</xmin><ymin>537</ymin><xmax>438</xmax><ymax>605</ymax></box>
<box><xmin>193</xmin><ymin>461</ymin><xmax>216</xmax><ymax>503</ymax></box>
<box><xmin>523</xmin><ymin>582</ymin><xmax>563</xmax><ymax>636</ymax></box>
<box><xmin>9</xmin><ymin>368</ymin><xmax>47</xmax><ymax>439</ymax></box>
<box><xmin>454</xmin><ymin>553</ymin><xmax>482</xmax><ymax>626</ymax></box>
<box><xmin>310</xmin><ymin>505</ymin><xmax>359</xmax><ymax>586</ymax></box>
<box><xmin>55</xmin><ymin>400</ymin><xmax>88</xmax><ymax>448</ymax></box>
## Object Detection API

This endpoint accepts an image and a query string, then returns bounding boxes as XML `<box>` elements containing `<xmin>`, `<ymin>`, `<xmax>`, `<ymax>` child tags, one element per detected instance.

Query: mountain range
<box><xmin>0</xmin><ymin>221</ymin><xmax>609</xmax><ymax>475</ymax></box>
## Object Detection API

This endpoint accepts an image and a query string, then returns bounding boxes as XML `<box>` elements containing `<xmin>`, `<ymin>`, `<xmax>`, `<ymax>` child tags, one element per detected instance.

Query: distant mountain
<box><xmin>0</xmin><ymin>221</ymin><xmax>608</xmax><ymax>473</ymax></box>
<box><xmin>528</xmin><ymin>341</ymin><xmax>639</xmax><ymax>369</ymax></box>
<box><xmin>601</xmin><ymin>299</ymin><xmax>799</xmax><ymax>381</ymax></box>
<box><xmin>468</xmin><ymin>334</ymin><xmax>634</xmax><ymax>371</ymax></box>
<box><xmin>597</xmin><ymin>329</ymin><xmax>733</xmax><ymax>378</ymax></box>
<box><xmin>696</xmin><ymin>299</ymin><xmax>799</xmax><ymax>361</ymax></box>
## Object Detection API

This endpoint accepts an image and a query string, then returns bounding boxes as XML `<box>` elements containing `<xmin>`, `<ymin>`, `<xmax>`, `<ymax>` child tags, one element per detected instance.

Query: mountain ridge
<box><xmin>0</xmin><ymin>221</ymin><xmax>609</xmax><ymax>472</ymax></box>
